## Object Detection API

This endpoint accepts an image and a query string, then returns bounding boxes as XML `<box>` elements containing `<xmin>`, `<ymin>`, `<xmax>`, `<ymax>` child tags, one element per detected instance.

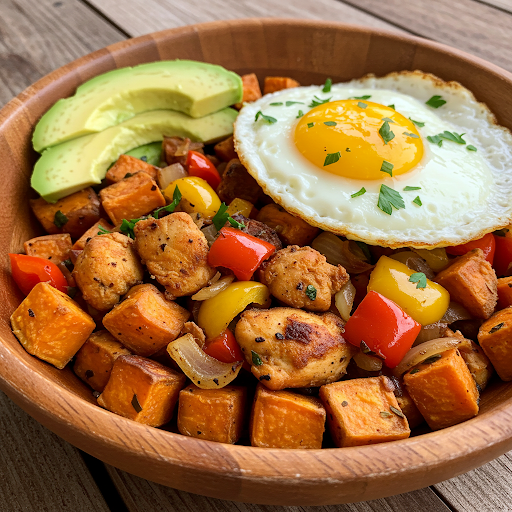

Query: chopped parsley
<box><xmin>153</xmin><ymin>185</ymin><xmax>181</xmax><ymax>219</ymax></box>
<box><xmin>467</xmin><ymin>145</ymin><xmax>477</xmax><ymax>151</ymax></box>
<box><xmin>388</xmin><ymin>104</ymin><xmax>395</xmax><ymax>110</ymax></box>
<box><xmin>351</xmin><ymin>187</ymin><xmax>366</xmax><ymax>198</ymax></box>
<box><xmin>426</xmin><ymin>95</ymin><xmax>446</xmax><ymax>108</ymax></box>
<box><xmin>427</xmin><ymin>134</ymin><xmax>444</xmax><ymax>147</ymax></box>
<box><xmin>296</xmin><ymin>110</ymin><xmax>304</xmax><ymax>118</ymax></box>
<box><xmin>286</xmin><ymin>101</ymin><xmax>304</xmax><ymax>106</ymax></box>
<box><xmin>403</xmin><ymin>132</ymin><xmax>419</xmax><ymax>139</ymax></box>
<box><xmin>307</xmin><ymin>122</ymin><xmax>314</xmax><ymax>128</ymax></box>
<box><xmin>309</xmin><ymin>96</ymin><xmax>331</xmax><ymax>108</ymax></box>
<box><xmin>428</xmin><ymin>131</ymin><xmax>466</xmax><ymax>147</ymax></box>
<box><xmin>254</xmin><ymin>111</ymin><xmax>277</xmax><ymax>124</ymax></box>
<box><xmin>409</xmin><ymin>118</ymin><xmax>425</xmax><ymax>127</ymax></box>
<box><xmin>324</xmin><ymin>121</ymin><xmax>337</xmax><ymax>126</ymax></box>
<box><xmin>403</xmin><ymin>186</ymin><xmax>421</xmax><ymax>191</ymax></box>
<box><xmin>119</xmin><ymin>218</ymin><xmax>142</xmax><ymax>239</ymax></box>
<box><xmin>53</xmin><ymin>210</ymin><xmax>68</xmax><ymax>228</ymax></box>
<box><xmin>269</xmin><ymin>102</ymin><xmax>283</xmax><ymax>106</ymax></box>
<box><xmin>377</xmin><ymin>185</ymin><xmax>405</xmax><ymax>215</ymax></box>
<box><xmin>212</xmin><ymin>202</ymin><xmax>245</xmax><ymax>231</ymax></box>
<box><xmin>390</xmin><ymin>406</ymin><xmax>405</xmax><ymax>419</ymax></box>
<box><xmin>97</xmin><ymin>225</ymin><xmax>111</xmax><ymax>235</ymax></box>
<box><xmin>324</xmin><ymin>151</ymin><xmax>341</xmax><ymax>166</ymax></box>
<box><xmin>380</xmin><ymin>160</ymin><xmax>394</xmax><ymax>177</ymax></box>
<box><xmin>379</xmin><ymin>121</ymin><xmax>395</xmax><ymax>145</ymax></box>
<box><xmin>351</xmin><ymin>95</ymin><xmax>371</xmax><ymax>100</ymax></box>
<box><xmin>251</xmin><ymin>350</ymin><xmax>263</xmax><ymax>366</ymax></box>
<box><xmin>413</xmin><ymin>196</ymin><xmax>422</xmax><ymax>206</ymax></box>
<box><xmin>322</xmin><ymin>78</ymin><xmax>332</xmax><ymax>93</ymax></box>
<box><xmin>357</xmin><ymin>101</ymin><xmax>367</xmax><ymax>109</ymax></box>
<box><xmin>305</xmin><ymin>285</ymin><xmax>317</xmax><ymax>300</ymax></box>
<box><xmin>423</xmin><ymin>354</ymin><xmax>442</xmax><ymax>365</ymax></box>
<box><xmin>381</xmin><ymin>117</ymin><xmax>395</xmax><ymax>123</ymax></box>
<box><xmin>409</xmin><ymin>272</ymin><xmax>427</xmax><ymax>289</ymax></box>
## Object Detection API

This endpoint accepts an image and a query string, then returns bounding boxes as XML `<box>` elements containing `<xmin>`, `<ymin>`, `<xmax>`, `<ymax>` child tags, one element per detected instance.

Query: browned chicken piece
<box><xmin>216</xmin><ymin>159</ymin><xmax>263</xmax><ymax>204</ymax></box>
<box><xmin>162</xmin><ymin>136</ymin><xmax>204</xmax><ymax>166</ymax></box>
<box><xmin>134</xmin><ymin>212</ymin><xmax>216</xmax><ymax>299</ymax></box>
<box><xmin>435</xmin><ymin>248</ymin><xmax>497</xmax><ymax>319</ymax></box>
<box><xmin>73</xmin><ymin>232</ymin><xmax>144</xmax><ymax>312</ymax></box>
<box><xmin>231</xmin><ymin>214</ymin><xmax>282</xmax><ymax>250</ymax></box>
<box><xmin>259</xmin><ymin>246</ymin><xmax>349</xmax><ymax>312</ymax></box>
<box><xmin>235</xmin><ymin>307</ymin><xmax>354</xmax><ymax>390</ymax></box>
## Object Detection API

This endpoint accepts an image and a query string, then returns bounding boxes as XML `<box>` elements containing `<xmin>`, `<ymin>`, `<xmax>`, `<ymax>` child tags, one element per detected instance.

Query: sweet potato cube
<box><xmin>435</xmin><ymin>249</ymin><xmax>497</xmax><ymax>319</ymax></box>
<box><xmin>216</xmin><ymin>159</ymin><xmax>262</xmax><ymax>205</ymax></box>
<box><xmin>100</xmin><ymin>172</ymin><xmax>166</xmax><ymax>226</ymax></box>
<box><xmin>72</xmin><ymin>219</ymin><xmax>114</xmax><ymax>251</ymax></box>
<box><xmin>97</xmin><ymin>354</ymin><xmax>186</xmax><ymax>426</ymax></box>
<box><xmin>73</xmin><ymin>330</ymin><xmax>131</xmax><ymax>392</ymax></box>
<box><xmin>24</xmin><ymin>233</ymin><xmax>72</xmax><ymax>265</ymax></box>
<box><xmin>177</xmin><ymin>384</ymin><xmax>247</xmax><ymax>444</ymax></box>
<box><xmin>250</xmin><ymin>384</ymin><xmax>326</xmax><ymax>449</ymax></box>
<box><xmin>478</xmin><ymin>308</ymin><xmax>512</xmax><ymax>381</ymax></box>
<box><xmin>257</xmin><ymin>203</ymin><xmax>319</xmax><ymax>246</ymax></box>
<box><xmin>234</xmin><ymin>73</ymin><xmax>262</xmax><ymax>109</ymax></box>
<box><xmin>103</xmin><ymin>284</ymin><xmax>190</xmax><ymax>357</ymax></box>
<box><xmin>497</xmin><ymin>277</ymin><xmax>512</xmax><ymax>309</ymax></box>
<box><xmin>105</xmin><ymin>154</ymin><xmax>159</xmax><ymax>184</ymax></box>
<box><xmin>404</xmin><ymin>348</ymin><xmax>479</xmax><ymax>430</ymax></box>
<box><xmin>319</xmin><ymin>376</ymin><xmax>410</xmax><ymax>447</ymax></box>
<box><xmin>263</xmin><ymin>76</ymin><xmax>300</xmax><ymax>95</ymax></box>
<box><xmin>10</xmin><ymin>282</ymin><xmax>95</xmax><ymax>369</ymax></box>
<box><xmin>214</xmin><ymin>136</ymin><xmax>238</xmax><ymax>162</ymax></box>
<box><xmin>395</xmin><ymin>388</ymin><xmax>424</xmax><ymax>429</ymax></box>
<box><xmin>30</xmin><ymin>187</ymin><xmax>101</xmax><ymax>239</ymax></box>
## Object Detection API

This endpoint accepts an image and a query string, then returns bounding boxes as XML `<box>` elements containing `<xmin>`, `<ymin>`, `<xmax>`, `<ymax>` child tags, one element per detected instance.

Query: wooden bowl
<box><xmin>2</xmin><ymin>18</ymin><xmax>512</xmax><ymax>506</ymax></box>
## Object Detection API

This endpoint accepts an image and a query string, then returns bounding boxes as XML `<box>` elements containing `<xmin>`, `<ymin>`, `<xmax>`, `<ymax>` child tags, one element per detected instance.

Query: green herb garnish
<box><xmin>388</xmin><ymin>104</ymin><xmax>395</xmax><ymax>110</ymax></box>
<box><xmin>286</xmin><ymin>101</ymin><xmax>304</xmax><ymax>106</ymax></box>
<box><xmin>403</xmin><ymin>132</ymin><xmax>419</xmax><ymax>139</ymax></box>
<box><xmin>382</xmin><ymin>117</ymin><xmax>395</xmax><ymax>123</ymax></box>
<box><xmin>296</xmin><ymin>110</ymin><xmax>304</xmax><ymax>118</ymax></box>
<box><xmin>307</xmin><ymin>122</ymin><xmax>314</xmax><ymax>128</ymax></box>
<box><xmin>413</xmin><ymin>196</ymin><xmax>422</xmax><ymax>206</ymax></box>
<box><xmin>309</xmin><ymin>96</ymin><xmax>331</xmax><ymax>108</ymax></box>
<box><xmin>423</xmin><ymin>354</ymin><xmax>442</xmax><ymax>365</ymax></box>
<box><xmin>377</xmin><ymin>185</ymin><xmax>404</xmax><ymax>215</ymax></box>
<box><xmin>403</xmin><ymin>186</ymin><xmax>421</xmax><ymax>191</ymax></box>
<box><xmin>426</xmin><ymin>95</ymin><xmax>446</xmax><ymax>108</ymax></box>
<box><xmin>119</xmin><ymin>218</ymin><xmax>142</xmax><ymax>239</ymax></box>
<box><xmin>467</xmin><ymin>145</ymin><xmax>477</xmax><ymax>151</ymax></box>
<box><xmin>390</xmin><ymin>406</ymin><xmax>405</xmax><ymax>419</ymax></box>
<box><xmin>351</xmin><ymin>187</ymin><xmax>366</xmax><ymax>198</ymax></box>
<box><xmin>97</xmin><ymin>225</ymin><xmax>111</xmax><ymax>235</ymax></box>
<box><xmin>324</xmin><ymin>121</ymin><xmax>337</xmax><ymax>126</ymax></box>
<box><xmin>212</xmin><ymin>202</ymin><xmax>245</xmax><ymax>231</ymax></box>
<box><xmin>380</xmin><ymin>160</ymin><xmax>394</xmax><ymax>177</ymax></box>
<box><xmin>351</xmin><ymin>95</ymin><xmax>371</xmax><ymax>100</ymax></box>
<box><xmin>324</xmin><ymin>151</ymin><xmax>341</xmax><ymax>166</ymax></box>
<box><xmin>269</xmin><ymin>102</ymin><xmax>283</xmax><ymax>106</ymax></box>
<box><xmin>54</xmin><ymin>210</ymin><xmax>68</xmax><ymax>228</ymax></box>
<box><xmin>357</xmin><ymin>102</ymin><xmax>367</xmax><ymax>109</ymax></box>
<box><xmin>322</xmin><ymin>78</ymin><xmax>332</xmax><ymax>93</ymax></box>
<box><xmin>428</xmin><ymin>131</ymin><xmax>466</xmax><ymax>146</ymax></box>
<box><xmin>409</xmin><ymin>118</ymin><xmax>425</xmax><ymax>127</ymax></box>
<box><xmin>410</xmin><ymin>368</ymin><xmax>421</xmax><ymax>374</ymax></box>
<box><xmin>251</xmin><ymin>350</ymin><xmax>263</xmax><ymax>366</ymax></box>
<box><xmin>379</xmin><ymin>121</ymin><xmax>395</xmax><ymax>145</ymax></box>
<box><xmin>140</xmin><ymin>156</ymin><xmax>147</xmax><ymax>162</ymax></box>
<box><xmin>427</xmin><ymin>134</ymin><xmax>444</xmax><ymax>147</ymax></box>
<box><xmin>305</xmin><ymin>285</ymin><xmax>317</xmax><ymax>301</ymax></box>
<box><xmin>255</xmin><ymin>111</ymin><xmax>277</xmax><ymax>124</ymax></box>
<box><xmin>409</xmin><ymin>272</ymin><xmax>427</xmax><ymax>289</ymax></box>
<box><xmin>153</xmin><ymin>185</ymin><xmax>182</xmax><ymax>219</ymax></box>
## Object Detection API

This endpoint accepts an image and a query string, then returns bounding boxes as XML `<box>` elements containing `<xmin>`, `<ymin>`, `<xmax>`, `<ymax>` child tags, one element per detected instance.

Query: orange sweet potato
<box><xmin>73</xmin><ymin>330</ymin><xmax>131</xmax><ymax>392</ymax></box>
<box><xmin>404</xmin><ymin>348</ymin><xmax>479</xmax><ymax>430</ymax></box>
<box><xmin>100</xmin><ymin>171</ymin><xmax>166</xmax><ymax>225</ymax></box>
<box><xmin>497</xmin><ymin>276</ymin><xmax>512</xmax><ymax>309</ymax></box>
<box><xmin>30</xmin><ymin>188</ymin><xmax>101</xmax><ymax>239</ymax></box>
<box><xmin>24</xmin><ymin>233</ymin><xmax>72</xmax><ymax>265</ymax></box>
<box><xmin>10</xmin><ymin>282</ymin><xmax>95</xmax><ymax>369</ymax></box>
<box><xmin>234</xmin><ymin>73</ymin><xmax>262</xmax><ymax>109</ymax></box>
<box><xmin>478</xmin><ymin>308</ymin><xmax>512</xmax><ymax>381</ymax></box>
<box><xmin>177</xmin><ymin>384</ymin><xmax>247</xmax><ymax>444</ymax></box>
<box><xmin>256</xmin><ymin>203</ymin><xmax>319</xmax><ymax>246</ymax></box>
<box><xmin>395</xmin><ymin>388</ymin><xmax>424</xmax><ymax>429</ymax></box>
<box><xmin>72</xmin><ymin>219</ymin><xmax>114</xmax><ymax>251</ymax></box>
<box><xmin>105</xmin><ymin>154</ymin><xmax>159</xmax><ymax>184</ymax></box>
<box><xmin>250</xmin><ymin>384</ymin><xmax>325</xmax><ymax>449</ymax></box>
<box><xmin>214</xmin><ymin>136</ymin><xmax>238</xmax><ymax>162</ymax></box>
<box><xmin>435</xmin><ymin>249</ymin><xmax>497</xmax><ymax>319</ymax></box>
<box><xmin>103</xmin><ymin>284</ymin><xmax>190</xmax><ymax>357</ymax></box>
<box><xmin>263</xmin><ymin>76</ymin><xmax>300</xmax><ymax>95</ymax></box>
<box><xmin>97</xmin><ymin>354</ymin><xmax>186</xmax><ymax>426</ymax></box>
<box><xmin>216</xmin><ymin>159</ymin><xmax>263</xmax><ymax>205</ymax></box>
<box><xmin>319</xmin><ymin>376</ymin><xmax>410</xmax><ymax>447</ymax></box>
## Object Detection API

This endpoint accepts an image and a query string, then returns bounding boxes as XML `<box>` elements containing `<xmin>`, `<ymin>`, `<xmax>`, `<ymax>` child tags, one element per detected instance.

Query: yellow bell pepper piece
<box><xmin>412</xmin><ymin>248</ymin><xmax>449</xmax><ymax>272</ymax></box>
<box><xmin>227</xmin><ymin>198</ymin><xmax>253</xmax><ymax>218</ymax></box>
<box><xmin>198</xmin><ymin>281</ymin><xmax>270</xmax><ymax>339</ymax></box>
<box><xmin>368</xmin><ymin>255</ymin><xmax>450</xmax><ymax>325</ymax></box>
<box><xmin>163</xmin><ymin>176</ymin><xmax>221</xmax><ymax>218</ymax></box>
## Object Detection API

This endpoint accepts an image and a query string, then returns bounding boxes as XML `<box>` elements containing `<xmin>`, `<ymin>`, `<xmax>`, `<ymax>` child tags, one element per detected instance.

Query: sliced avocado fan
<box><xmin>32</xmin><ymin>108</ymin><xmax>237</xmax><ymax>203</ymax></box>
<box><xmin>125</xmin><ymin>142</ymin><xmax>162</xmax><ymax>166</ymax></box>
<box><xmin>33</xmin><ymin>60</ymin><xmax>242</xmax><ymax>152</ymax></box>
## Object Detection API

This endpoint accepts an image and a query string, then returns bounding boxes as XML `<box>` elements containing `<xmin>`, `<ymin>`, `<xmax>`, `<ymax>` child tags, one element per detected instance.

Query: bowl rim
<box><xmin>2</xmin><ymin>17</ymin><xmax>512</xmax><ymax>505</ymax></box>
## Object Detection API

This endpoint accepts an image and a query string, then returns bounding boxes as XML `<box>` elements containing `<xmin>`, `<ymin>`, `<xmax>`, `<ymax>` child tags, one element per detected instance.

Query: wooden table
<box><xmin>1</xmin><ymin>0</ymin><xmax>512</xmax><ymax>510</ymax></box>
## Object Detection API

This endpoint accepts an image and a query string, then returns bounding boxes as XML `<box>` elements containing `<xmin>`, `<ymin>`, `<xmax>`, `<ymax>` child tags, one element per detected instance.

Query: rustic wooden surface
<box><xmin>1</xmin><ymin>0</ymin><xmax>512</xmax><ymax>510</ymax></box>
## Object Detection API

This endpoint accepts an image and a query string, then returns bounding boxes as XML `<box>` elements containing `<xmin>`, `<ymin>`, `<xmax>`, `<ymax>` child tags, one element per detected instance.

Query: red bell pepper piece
<box><xmin>208</xmin><ymin>227</ymin><xmax>276</xmax><ymax>281</ymax></box>
<box><xmin>343</xmin><ymin>290</ymin><xmax>421</xmax><ymax>368</ymax></box>
<box><xmin>446</xmin><ymin>232</ymin><xmax>495</xmax><ymax>265</ymax></box>
<box><xmin>493</xmin><ymin>234</ymin><xmax>512</xmax><ymax>277</ymax></box>
<box><xmin>186</xmin><ymin>150</ymin><xmax>221</xmax><ymax>190</ymax></box>
<box><xmin>9</xmin><ymin>253</ymin><xmax>68</xmax><ymax>296</ymax></box>
<box><xmin>203</xmin><ymin>329</ymin><xmax>244</xmax><ymax>363</ymax></box>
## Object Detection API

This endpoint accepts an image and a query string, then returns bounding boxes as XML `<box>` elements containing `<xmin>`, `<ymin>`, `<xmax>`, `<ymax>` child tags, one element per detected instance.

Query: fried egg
<box><xmin>234</xmin><ymin>71</ymin><xmax>512</xmax><ymax>248</ymax></box>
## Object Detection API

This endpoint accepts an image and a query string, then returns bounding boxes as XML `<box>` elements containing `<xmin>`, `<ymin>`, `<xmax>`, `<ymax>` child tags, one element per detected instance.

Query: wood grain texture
<box><xmin>0</xmin><ymin>390</ymin><xmax>110</xmax><ymax>512</ymax></box>
<box><xmin>84</xmin><ymin>0</ymin><xmax>406</xmax><ymax>36</ymax></box>
<box><xmin>0</xmin><ymin>0</ymin><xmax>124</xmax><ymax>107</ymax></box>
<box><xmin>338</xmin><ymin>0</ymin><xmax>512</xmax><ymax>72</ymax></box>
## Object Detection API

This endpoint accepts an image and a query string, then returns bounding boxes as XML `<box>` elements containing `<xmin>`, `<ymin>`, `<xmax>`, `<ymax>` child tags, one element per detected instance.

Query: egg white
<box><xmin>234</xmin><ymin>71</ymin><xmax>512</xmax><ymax>248</ymax></box>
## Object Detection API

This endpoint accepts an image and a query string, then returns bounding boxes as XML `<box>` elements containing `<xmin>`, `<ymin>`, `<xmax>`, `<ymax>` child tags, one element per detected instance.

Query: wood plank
<box><xmin>337</xmin><ymin>0</ymin><xmax>512</xmax><ymax>72</ymax></box>
<box><xmin>107</xmin><ymin>465</ymin><xmax>451</xmax><ymax>512</ymax></box>
<box><xmin>479</xmin><ymin>0</ymin><xmax>512</xmax><ymax>14</ymax></box>
<box><xmin>84</xmin><ymin>0</ymin><xmax>406</xmax><ymax>38</ymax></box>
<box><xmin>0</xmin><ymin>0</ymin><xmax>124</xmax><ymax>106</ymax></box>
<box><xmin>0</xmin><ymin>390</ymin><xmax>110</xmax><ymax>512</ymax></box>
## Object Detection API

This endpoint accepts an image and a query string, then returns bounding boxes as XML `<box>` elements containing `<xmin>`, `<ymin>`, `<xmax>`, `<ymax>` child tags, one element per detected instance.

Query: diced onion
<box><xmin>441</xmin><ymin>301</ymin><xmax>472</xmax><ymax>323</ymax></box>
<box><xmin>334</xmin><ymin>280</ymin><xmax>356</xmax><ymax>321</ymax></box>
<box><xmin>394</xmin><ymin>337</ymin><xmax>472</xmax><ymax>376</ymax></box>
<box><xmin>201</xmin><ymin>224</ymin><xmax>219</xmax><ymax>246</ymax></box>
<box><xmin>167</xmin><ymin>333</ymin><xmax>242</xmax><ymax>389</ymax></box>
<box><xmin>353</xmin><ymin>351</ymin><xmax>383</xmax><ymax>372</ymax></box>
<box><xmin>312</xmin><ymin>232</ymin><xmax>373</xmax><ymax>274</ymax></box>
<box><xmin>413</xmin><ymin>321</ymin><xmax>448</xmax><ymax>346</ymax></box>
<box><xmin>191</xmin><ymin>275</ymin><xmax>235</xmax><ymax>301</ymax></box>
<box><xmin>389</xmin><ymin>251</ymin><xmax>435</xmax><ymax>279</ymax></box>
<box><xmin>157</xmin><ymin>163</ymin><xmax>188</xmax><ymax>190</ymax></box>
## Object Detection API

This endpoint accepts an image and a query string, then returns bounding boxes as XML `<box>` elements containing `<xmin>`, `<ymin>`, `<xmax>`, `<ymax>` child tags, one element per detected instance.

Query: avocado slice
<box><xmin>32</xmin><ymin>107</ymin><xmax>237</xmax><ymax>203</ymax></box>
<box><xmin>125</xmin><ymin>142</ymin><xmax>162</xmax><ymax>166</ymax></box>
<box><xmin>33</xmin><ymin>60</ymin><xmax>242</xmax><ymax>152</ymax></box>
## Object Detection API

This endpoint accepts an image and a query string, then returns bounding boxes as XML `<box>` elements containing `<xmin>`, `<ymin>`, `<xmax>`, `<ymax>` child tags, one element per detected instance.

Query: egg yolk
<box><xmin>294</xmin><ymin>100</ymin><xmax>423</xmax><ymax>180</ymax></box>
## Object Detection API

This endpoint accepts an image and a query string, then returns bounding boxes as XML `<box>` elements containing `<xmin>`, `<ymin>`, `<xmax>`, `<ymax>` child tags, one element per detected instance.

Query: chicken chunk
<box><xmin>259</xmin><ymin>246</ymin><xmax>349</xmax><ymax>311</ymax></box>
<box><xmin>134</xmin><ymin>212</ymin><xmax>216</xmax><ymax>299</ymax></box>
<box><xmin>235</xmin><ymin>307</ymin><xmax>353</xmax><ymax>390</ymax></box>
<box><xmin>73</xmin><ymin>232</ymin><xmax>144</xmax><ymax>311</ymax></box>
